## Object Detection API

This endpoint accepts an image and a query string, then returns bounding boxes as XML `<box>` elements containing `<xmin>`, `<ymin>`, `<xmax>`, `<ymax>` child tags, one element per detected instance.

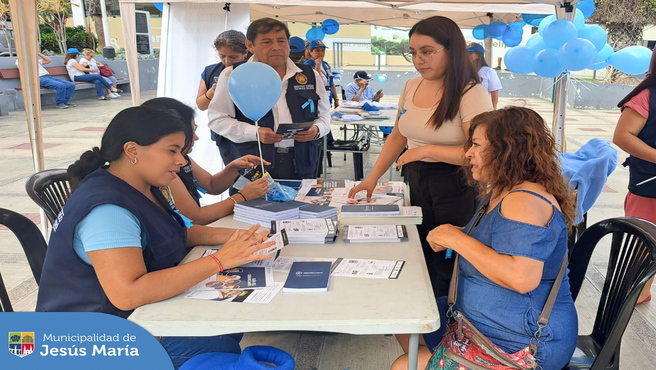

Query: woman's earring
<box><xmin>130</xmin><ymin>157</ymin><xmax>138</xmax><ymax>165</ymax></box>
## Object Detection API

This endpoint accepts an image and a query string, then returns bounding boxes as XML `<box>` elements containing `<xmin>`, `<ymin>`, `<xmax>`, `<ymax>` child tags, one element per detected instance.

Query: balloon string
<box><xmin>254</xmin><ymin>120</ymin><xmax>268</xmax><ymax>201</ymax></box>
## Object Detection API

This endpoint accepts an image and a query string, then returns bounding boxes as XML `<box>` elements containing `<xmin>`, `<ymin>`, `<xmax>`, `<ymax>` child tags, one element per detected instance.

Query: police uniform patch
<box><xmin>295</xmin><ymin>73</ymin><xmax>308</xmax><ymax>85</ymax></box>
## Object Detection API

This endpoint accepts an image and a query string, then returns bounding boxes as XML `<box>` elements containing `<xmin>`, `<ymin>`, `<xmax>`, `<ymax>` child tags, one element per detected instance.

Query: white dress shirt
<box><xmin>207</xmin><ymin>56</ymin><xmax>331</xmax><ymax>148</ymax></box>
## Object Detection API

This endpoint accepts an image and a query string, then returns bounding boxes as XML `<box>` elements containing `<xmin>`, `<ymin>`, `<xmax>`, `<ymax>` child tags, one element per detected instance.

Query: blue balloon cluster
<box><xmin>472</xmin><ymin>19</ymin><xmax>524</xmax><ymax>47</ymax></box>
<box><xmin>505</xmin><ymin>4</ymin><xmax>652</xmax><ymax>77</ymax></box>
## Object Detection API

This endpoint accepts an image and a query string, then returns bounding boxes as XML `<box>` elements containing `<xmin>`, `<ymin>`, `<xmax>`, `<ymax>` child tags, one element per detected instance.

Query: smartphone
<box><xmin>213</xmin><ymin>76</ymin><xmax>219</xmax><ymax>83</ymax></box>
<box><xmin>240</xmin><ymin>166</ymin><xmax>264</xmax><ymax>182</ymax></box>
<box><xmin>374</xmin><ymin>89</ymin><xmax>383</xmax><ymax>99</ymax></box>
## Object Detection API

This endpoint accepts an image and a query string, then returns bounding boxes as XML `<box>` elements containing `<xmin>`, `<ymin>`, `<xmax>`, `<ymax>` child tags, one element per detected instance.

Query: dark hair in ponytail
<box><xmin>68</xmin><ymin>106</ymin><xmax>188</xmax><ymax>188</ymax></box>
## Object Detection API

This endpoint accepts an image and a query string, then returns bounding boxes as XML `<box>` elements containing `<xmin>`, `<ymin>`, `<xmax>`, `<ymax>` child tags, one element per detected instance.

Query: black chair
<box><xmin>0</xmin><ymin>208</ymin><xmax>48</xmax><ymax>312</ymax></box>
<box><xmin>566</xmin><ymin>217</ymin><xmax>656</xmax><ymax>370</ymax></box>
<box><xmin>25</xmin><ymin>169</ymin><xmax>73</xmax><ymax>224</ymax></box>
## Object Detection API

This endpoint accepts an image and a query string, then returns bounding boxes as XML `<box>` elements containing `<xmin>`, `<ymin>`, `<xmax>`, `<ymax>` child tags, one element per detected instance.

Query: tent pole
<box><xmin>9</xmin><ymin>0</ymin><xmax>49</xmax><ymax>236</ymax></box>
<box><xmin>484</xmin><ymin>13</ymin><xmax>493</xmax><ymax>67</ymax></box>
<box><xmin>552</xmin><ymin>3</ymin><xmax>576</xmax><ymax>153</ymax></box>
<box><xmin>119</xmin><ymin>1</ymin><xmax>142</xmax><ymax>106</ymax></box>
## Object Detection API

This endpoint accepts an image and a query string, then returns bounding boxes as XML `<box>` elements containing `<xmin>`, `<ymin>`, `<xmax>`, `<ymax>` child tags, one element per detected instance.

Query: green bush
<box><xmin>38</xmin><ymin>24</ymin><xmax>97</xmax><ymax>54</ymax></box>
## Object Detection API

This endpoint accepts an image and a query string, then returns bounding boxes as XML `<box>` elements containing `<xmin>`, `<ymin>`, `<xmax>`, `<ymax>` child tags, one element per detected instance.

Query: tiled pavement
<box><xmin>1</xmin><ymin>92</ymin><xmax>654</xmax><ymax>368</ymax></box>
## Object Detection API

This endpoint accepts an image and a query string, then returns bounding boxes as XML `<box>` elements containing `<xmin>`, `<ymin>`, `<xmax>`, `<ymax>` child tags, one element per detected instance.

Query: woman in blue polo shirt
<box><xmin>36</xmin><ymin>106</ymin><xmax>273</xmax><ymax>369</ymax></box>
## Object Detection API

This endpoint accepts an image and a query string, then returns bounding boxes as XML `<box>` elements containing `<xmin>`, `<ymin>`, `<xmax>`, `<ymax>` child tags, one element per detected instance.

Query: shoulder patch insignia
<box><xmin>295</xmin><ymin>73</ymin><xmax>308</xmax><ymax>85</ymax></box>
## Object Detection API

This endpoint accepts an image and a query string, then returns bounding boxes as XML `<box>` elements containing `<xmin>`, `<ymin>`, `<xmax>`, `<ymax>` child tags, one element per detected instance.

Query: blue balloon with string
<box><xmin>558</xmin><ymin>38</ymin><xmax>596</xmax><ymax>71</ymax></box>
<box><xmin>589</xmin><ymin>43</ymin><xmax>613</xmax><ymax>70</ymax></box>
<box><xmin>487</xmin><ymin>21</ymin><xmax>507</xmax><ymax>38</ymax></box>
<box><xmin>306</xmin><ymin>27</ymin><xmax>325</xmax><ymax>42</ymax></box>
<box><xmin>322</xmin><ymin>19</ymin><xmax>340</xmax><ymax>35</ymax></box>
<box><xmin>228</xmin><ymin>62</ymin><xmax>282</xmax><ymax>122</ymax></box>
<box><xmin>608</xmin><ymin>46</ymin><xmax>653</xmax><ymax>75</ymax></box>
<box><xmin>502</xmin><ymin>28</ymin><xmax>523</xmax><ymax>47</ymax></box>
<box><xmin>472</xmin><ymin>24</ymin><xmax>488</xmax><ymax>40</ymax></box>
<box><xmin>578</xmin><ymin>24</ymin><xmax>607</xmax><ymax>51</ymax></box>
<box><xmin>533</xmin><ymin>49</ymin><xmax>564</xmax><ymax>78</ymax></box>
<box><xmin>538</xmin><ymin>15</ymin><xmax>555</xmax><ymax>35</ymax></box>
<box><xmin>543</xmin><ymin>20</ymin><xmax>578</xmax><ymax>49</ymax></box>
<box><xmin>504</xmin><ymin>46</ymin><xmax>534</xmax><ymax>74</ymax></box>
<box><xmin>578</xmin><ymin>0</ymin><xmax>596</xmax><ymax>19</ymax></box>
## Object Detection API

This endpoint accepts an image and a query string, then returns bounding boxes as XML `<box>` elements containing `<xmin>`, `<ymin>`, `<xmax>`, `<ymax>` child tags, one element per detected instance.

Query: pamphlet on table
<box><xmin>283</xmin><ymin>261</ymin><xmax>332</xmax><ymax>292</ymax></box>
<box><xmin>331</xmin><ymin>258</ymin><xmax>405</xmax><ymax>279</ymax></box>
<box><xmin>188</xmin><ymin>266</ymin><xmax>274</xmax><ymax>291</ymax></box>
<box><xmin>271</xmin><ymin>219</ymin><xmax>338</xmax><ymax>244</ymax></box>
<box><xmin>344</xmin><ymin>225</ymin><xmax>408</xmax><ymax>243</ymax></box>
<box><xmin>184</xmin><ymin>283</ymin><xmax>283</xmax><ymax>304</ymax></box>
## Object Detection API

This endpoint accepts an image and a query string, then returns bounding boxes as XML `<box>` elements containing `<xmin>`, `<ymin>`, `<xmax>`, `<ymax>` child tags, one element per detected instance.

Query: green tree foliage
<box><xmin>371</xmin><ymin>36</ymin><xmax>409</xmax><ymax>56</ymax></box>
<box><xmin>40</xmin><ymin>24</ymin><xmax>96</xmax><ymax>54</ymax></box>
<box><xmin>589</xmin><ymin>0</ymin><xmax>656</xmax><ymax>82</ymax></box>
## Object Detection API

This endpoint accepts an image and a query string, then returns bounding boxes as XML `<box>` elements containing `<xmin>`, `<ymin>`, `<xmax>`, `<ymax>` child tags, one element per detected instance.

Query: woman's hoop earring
<box><xmin>130</xmin><ymin>157</ymin><xmax>138</xmax><ymax>165</ymax></box>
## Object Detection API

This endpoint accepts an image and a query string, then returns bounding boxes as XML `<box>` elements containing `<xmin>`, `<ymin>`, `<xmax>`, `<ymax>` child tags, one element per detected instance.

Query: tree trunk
<box><xmin>92</xmin><ymin>14</ymin><xmax>105</xmax><ymax>49</ymax></box>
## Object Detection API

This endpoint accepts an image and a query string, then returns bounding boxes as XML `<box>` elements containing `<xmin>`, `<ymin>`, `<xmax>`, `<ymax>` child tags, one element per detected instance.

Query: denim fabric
<box><xmin>423</xmin><ymin>190</ymin><xmax>578</xmax><ymax>370</ymax></box>
<box><xmin>39</xmin><ymin>76</ymin><xmax>75</xmax><ymax>104</ymax></box>
<box><xmin>161</xmin><ymin>333</ymin><xmax>243</xmax><ymax>369</ymax></box>
<box><xmin>102</xmin><ymin>75</ymin><xmax>118</xmax><ymax>85</ymax></box>
<box><xmin>73</xmin><ymin>74</ymin><xmax>113</xmax><ymax>97</ymax></box>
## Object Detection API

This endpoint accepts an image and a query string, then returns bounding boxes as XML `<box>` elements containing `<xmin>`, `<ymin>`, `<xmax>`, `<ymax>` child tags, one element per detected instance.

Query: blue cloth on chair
<box><xmin>179</xmin><ymin>345</ymin><xmax>295</xmax><ymax>370</ymax></box>
<box><xmin>559</xmin><ymin>138</ymin><xmax>618</xmax><ymax>224</ymax></box>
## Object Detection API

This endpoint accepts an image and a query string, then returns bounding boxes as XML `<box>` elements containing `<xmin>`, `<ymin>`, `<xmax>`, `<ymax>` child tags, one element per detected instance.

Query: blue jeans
<box><xmin>39</xmin><ymin>76</ymin><xmax>75</xmax><ymax>104</ymax></box>
<box><xmin>73</xmin><ymin>74</ymin><xmax>114</xmax><ymax>97</ymax></box>
<box><xmin>161</xmin><ymin>334</ymin><xmax>243</xmax><ymax>369</ymax></box>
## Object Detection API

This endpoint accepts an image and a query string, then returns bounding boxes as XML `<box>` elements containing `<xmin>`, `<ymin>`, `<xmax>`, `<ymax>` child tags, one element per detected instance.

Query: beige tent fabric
<box><xmin>119</xmin><ymin>1</ymin><xmax>142</xmax><ymax>106</ymax></box>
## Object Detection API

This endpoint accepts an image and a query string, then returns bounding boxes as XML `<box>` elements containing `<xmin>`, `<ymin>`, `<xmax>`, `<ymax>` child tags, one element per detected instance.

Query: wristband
<box><xmin>236</xmin><ymin>192</ymin><xmax>247</xmax><ymax>202</ymax></box>
<box><xmin>228</xmin><ymin>195</ymin><xmax>238</xmax><ymax>204</ymax></box>
<box><xmin>209</xmin><ymin>254</ymin><xmax>224</xmax><ymax>272</ymax></box>
<box><xmin>204</xmin><ymin>91</ymin><xmax>211</xmax><ymax>101</ymax></box>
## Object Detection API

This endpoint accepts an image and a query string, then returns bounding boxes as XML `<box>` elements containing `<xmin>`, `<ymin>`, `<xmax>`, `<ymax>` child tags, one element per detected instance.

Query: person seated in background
<box><xmin>18</xmin><ymin>52</ymin><xmax>76</xmax><ymax>109</ymax></box>
<box><xmin>142</xmin><ymin>97</ymin><xmax>269</xmax><ymax>225</ymax></box>
<box><xmin>289</xmin><ymin>36</ymin><xmax>306</xmax><ymax>63</ymax></box>
<box><xmin>64</xmin><ymin>47</ymin><xmax>119</xmax><ymax>100</ymax></box>
<box><xmin>36</xmin><ymin>106</ymin><xmax>274</xmax><ymax>369</ymax></box>
<box><xmin>392</xmin><ymin>107</ymin><xmax>578</xmax><ymax>370</ymax></box>
<box><xmin>468</xmin><ymin>43</ymin><xmax>502</xmax><ymax>109</ymax></box>
<box><xmin>79</xmin><ymin>48</ymin><xmax>121</xmax><ymax>98</ymax></box>
<box><xmin>345</xmin><ymin>70</ymin><xmax>383</xmax><ymax>102</ymax></box>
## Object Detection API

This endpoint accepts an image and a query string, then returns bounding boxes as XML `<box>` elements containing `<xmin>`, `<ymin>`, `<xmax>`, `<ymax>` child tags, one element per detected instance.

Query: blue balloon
<box><xmin>558</xmin><ymin>38</ymin><xmax>596</xmax><ymax>71</ymax></box>
<box><xmin>533</xmin><ymin>48</ymin><xmax>564</xmax><ymax>78</ymax></box>
<box><xmin>521</xmin><ymin>14</ymin><xmax>548</xmax><ymax>26</ymax></box>
<box><xmin>494</xmin><ymin>34</ymin><xmax>504</xmax><ymax>41</ymax></box>
<box><xmin>543</xmin><ymin>20</ymin><xmax>578</xmax><ymax>49</ymax></box>
<box><xmin>504</xmin><ymin>46</ymin><xmax>535</xmax><ymax>74</ymax></box>
<box><xmin>376</xmin><ymin>74</ymin><xmax>388</xmax><ymax>83</ymax></box>
<box><xmin>526</xmin><ymin>34</ymin><xmax>548</xmax><ymax>54</ymax></box>
<box><xmin>510</xmin><ymin>21</ymin><xmax>527</xmax><ymax>30</ymax></box>
<box><xmin>589</xmin><ymin>44</ymin><xmax>613</xmax><ymax>70</ymax></box>
<box><xmin>573</xmin><ymin>9</ymin><xmax>585</xmax><ymax>30</ymax></box>
<box><xmin>487</xmin><ymin>21</ymin><xmax>507</xmax><ymax>38</ymax></box>
<box><xmin>228</xmin><ymin>63</ymin><xmax>282</xmax><ymax>122</ymax></box>
<box><xmin>578</xmin><ymin>0</ymin><xmax>596</xmax><ymax>19</ymax></box>
<box><xmin>153</xmin><ymin>2</ymin><xmax>163</xmax><ymax>11</ymax></box>
<box><xmin>608</xmin><ymin>46</ymin><xmax>653</xmax><ymax>75</ymax></box>
<box><xmin>502</xmin><ymin>28</ymin><xmax>523</xmax><ymax>47</ymax></box>
<box><xmin>472</xmin><ymin>24</ymin><xmax>488</xmax><ymax>40</ymax></box>
<box><xmin>538</xmin><ymin>15</ymin><xmax>555</xmax><ymax>35</ymax></box>
<box><xmin>306</xmin><ymin>27</ymin><xmax>325</xmax><ymax>42</ymax></box>
<box><xmin>578</xmin><ymin>25</ymin><xmax>607</xmax><ymax>52</ymax></box>
<box><xmin>322</xmin><ymin>19</ymin><xmax>339</xmax><ymax>35</ymax></box>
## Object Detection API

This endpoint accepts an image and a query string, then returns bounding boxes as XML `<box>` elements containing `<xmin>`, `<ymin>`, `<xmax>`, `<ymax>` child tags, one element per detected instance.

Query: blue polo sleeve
<box><xmin>73</xmin><ymin>204</ymin><xmax>147</xmax><ymax>265</ymax></box>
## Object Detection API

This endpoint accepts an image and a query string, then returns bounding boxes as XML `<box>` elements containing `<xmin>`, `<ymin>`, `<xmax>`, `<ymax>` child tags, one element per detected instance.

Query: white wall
<box><xmin>158</xmin><ymin>3</ymin><xmax>250</xmax><ymax>203</ymax></box>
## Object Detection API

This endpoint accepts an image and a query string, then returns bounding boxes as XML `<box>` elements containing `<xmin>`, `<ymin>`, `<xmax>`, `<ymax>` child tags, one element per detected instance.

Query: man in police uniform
<box><xmin>208</xmin><ymin>18</ymin><xmax>331</xmax><ymax>180</ymax></box>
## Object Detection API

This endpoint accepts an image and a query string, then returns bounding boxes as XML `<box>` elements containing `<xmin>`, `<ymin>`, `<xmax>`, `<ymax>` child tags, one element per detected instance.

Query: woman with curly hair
<box><xmin>393</xmin><ymin>107</ymin><xmax>578</xmax><ymax>370</ymax></box>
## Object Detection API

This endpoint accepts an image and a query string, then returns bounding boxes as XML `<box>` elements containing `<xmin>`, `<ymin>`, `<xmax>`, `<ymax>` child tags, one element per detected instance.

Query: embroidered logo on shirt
<box><xmin>295</xmin><ymin>73</ymin><xmax>308</xmax><ymax>85</ymax></box>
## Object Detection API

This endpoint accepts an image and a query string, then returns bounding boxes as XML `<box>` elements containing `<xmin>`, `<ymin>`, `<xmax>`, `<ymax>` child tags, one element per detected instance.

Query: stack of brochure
<box><xmin>339</xmin><ymin>206</ymin><xmax>423</xmax><ymax>225</ymax></box>
<box><xmin>234</xmin><ymin>199</ymin><xmax>302</xmax><ymax>224</ymax></box>
<box><xmin>271</xmin><ymin>219</ymin><xmax>338</xmax><ymax>244</ymax></box>
<box><xmin>299</xmin><ymin>204</ymin><xmax>338</xmax><ymax>220</ymax></box>
<box><xmin>340</xmin><ymin>204</ymin><xmax>400</xmax><ymax>216</ymax></box>
<box><xmin>343</xmin><ymin>225</ymin><xmax>409</xmax><ymax>243</ymax></box>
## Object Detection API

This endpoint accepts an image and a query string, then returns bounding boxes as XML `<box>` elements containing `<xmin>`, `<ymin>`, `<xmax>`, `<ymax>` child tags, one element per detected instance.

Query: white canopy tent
<box><xmin>11</xmin><ymin>0</ymin><xmax>578</xmax><ymax>229</ymax></box>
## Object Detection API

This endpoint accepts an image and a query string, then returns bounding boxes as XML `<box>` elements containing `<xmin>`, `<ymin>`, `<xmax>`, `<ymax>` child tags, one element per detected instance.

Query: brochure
<box><xmin>276</xmin><ymin>122</ymin><xmax>314</xmax><ymax>138</ymax></box>
<box><xmin>184</xmin><ymin>283</ymin><xmax>284</xmax><ymax>303</ymax></box>
<box><xmin>331</xmin><ymin>258</ymin><xmax>405</xmax><ymax>279</ymax></box>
